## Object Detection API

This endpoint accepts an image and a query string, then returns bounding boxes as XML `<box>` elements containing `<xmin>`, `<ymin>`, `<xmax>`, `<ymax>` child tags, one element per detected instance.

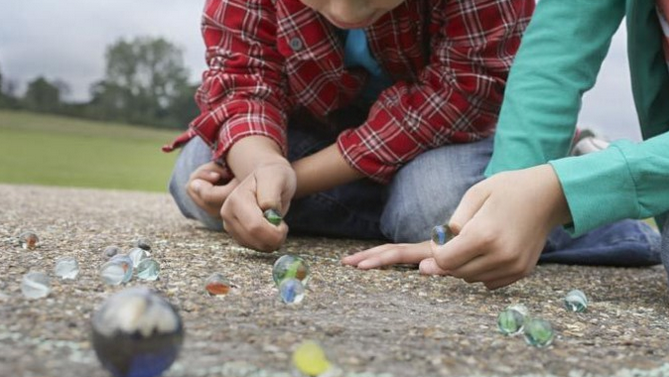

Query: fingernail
<box><xmin>357</xmin><ymin>261</ymin><xmax>373</xmax><ymax>269</ymax></box>
<box><xmin>210</xmin><ymin>171</ymin><xmax>220</xmax><ymax>179</ymax></box>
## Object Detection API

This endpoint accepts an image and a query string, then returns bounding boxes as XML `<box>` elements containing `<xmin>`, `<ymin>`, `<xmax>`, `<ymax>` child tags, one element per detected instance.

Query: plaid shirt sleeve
<box><xmin>162</xmin><ymin>0</ymin><xmax>289</xmax><ymax>165</ymax></box>
<box><xmin>336</xmin><ymin>0</ymin><xmax>533</xmax><ymax>183</ymax></box>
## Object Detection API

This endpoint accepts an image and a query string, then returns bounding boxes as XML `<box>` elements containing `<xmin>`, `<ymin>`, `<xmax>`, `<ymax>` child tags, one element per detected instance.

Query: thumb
<box><xmin>419</xmin><ymin>258</ymin><xmax>450</xmax><ymax>275</ymax></box>
<box><xmin>449</xmin><ymin>182</ymin><xmax>490</xmax><ymax>234</ymax></box>
<box><xmin>254</xmin><ymin>171</ymin><xmax>286</xmax><ymax>215</ymax></box>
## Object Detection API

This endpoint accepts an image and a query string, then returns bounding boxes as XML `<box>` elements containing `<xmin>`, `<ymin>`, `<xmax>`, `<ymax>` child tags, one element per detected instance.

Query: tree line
<box><xmin>0</xmin><ymin>37</ymin><xmax>199</xmax><ymax>129</ymax></box>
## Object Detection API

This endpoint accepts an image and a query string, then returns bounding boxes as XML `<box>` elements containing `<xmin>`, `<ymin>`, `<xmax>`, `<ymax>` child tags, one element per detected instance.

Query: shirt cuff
<box><xmin>336</xmin><ymin>127</ymin><xmax>394</xmax><ymax>184</ymax></box>
<box><xmin>549</xmin><ymin>144</ymin><xmax>639</xmax><ymax>236</ymax></box>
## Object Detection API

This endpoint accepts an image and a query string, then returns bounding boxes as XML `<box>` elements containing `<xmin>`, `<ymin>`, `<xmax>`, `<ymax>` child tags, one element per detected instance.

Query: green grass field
<box><xmin>0</xmin><ymin>110</ymin><xmax>183</xmax><ymax>192</ymax></box>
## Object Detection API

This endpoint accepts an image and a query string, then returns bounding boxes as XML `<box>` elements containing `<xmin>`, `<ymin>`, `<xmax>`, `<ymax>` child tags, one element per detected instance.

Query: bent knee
<box><xmin>379</xmin><ymin>140</ymin><xmax>491</xmax><ymax>243</ymax></box>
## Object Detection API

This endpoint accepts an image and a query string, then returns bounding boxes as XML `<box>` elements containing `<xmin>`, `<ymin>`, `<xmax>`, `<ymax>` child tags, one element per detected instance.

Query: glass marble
<box><xmin>19</xmin><ymin>231</ymin><xmax>39</xmax><ymax>250</ymax></box>
<box><xmin>136</xmin><ymin>258</ymin><xmax>160</xmax><ymax>281</ymax></box>
<box><xmin>431</xmin><ymin>225</ymin><xmax>452</xmax><ymax>246</ymax></box>
<box><xmin>205</xmin><ymin>273</ymin><xmax>233</xmax><ymax>295</ymax></box>
<box><xmin>292</xmin><ymin>340</ymin><xmax>332</xmax><ymax>377</ymax></box>
<box><xmin>91</xmin><ymin>287</ymin><xmax>184</xmax><ymax>377</ymax></box>
<box><xmin>100</xmin><ymin>255</ymin><xmax>134</xmax><ymax>285</ymax></box>
<box><xmin>103</xmin><ymin>246</ymin><xmax>121</xmax><ymax>258</ymax></box>
<box><xmin>497</xmin><ymin>304</ymin><xmax>528</xmax><ymax>336</ymax></box>
<box><xmin>128</xmin><ymin>247</ymin><xmax>150</xmax><ymax>267</ymax></box>
<box><xmin>279</xmin><ymin>278</ymin><xmax>305</xmax><ymax>304</ymax></box>
<box><xmin>54</xmin><ymin>256</ymin><xmax>80</xmax><ymax>280</ymax></box>
<box><xmin>523</xmin><ymin>318</ymin><xmax>554</xmax><ymax>348</ymax></box>
<box><xmin>564</xmin><ymin>289</ymin><xmax>588</xmax><ymax>313</ymax></box>
<box><xmin>134</xmin><ymin>237</ymin><xmax>152</xmax><ymax>251</ymax></box>
<box><xmin>264</xmin><ymin>209</ymin><xmax>282</xmax><ymax>226</ymax></box>
<box><xmin>272</xmin><ymin>254</ymin><xmax>310</xmax><ymax>287</ymax></box>
<box><xmin>21</xmin><ymin>271</ymin><xmax>51</xmax><ymax>299</ymax></box>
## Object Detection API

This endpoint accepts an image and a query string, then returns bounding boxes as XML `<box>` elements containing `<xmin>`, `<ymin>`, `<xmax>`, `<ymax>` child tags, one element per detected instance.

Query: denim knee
<box><xmin>380</xmin><ymin>137</ymin><xmax>493</xmax><ymax>243</ymax></box>
<box><xmin>168</xmin><ymin>136</ymin><xmax>223</xmax><ymax>231</ymax></box>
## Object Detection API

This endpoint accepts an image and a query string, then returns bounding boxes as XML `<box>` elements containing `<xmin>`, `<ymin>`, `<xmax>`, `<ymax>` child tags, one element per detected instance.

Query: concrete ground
<box><xmin>1</xmin><ymin>184</ymin><xmax>669</xmax><ymax>377</ymax></box>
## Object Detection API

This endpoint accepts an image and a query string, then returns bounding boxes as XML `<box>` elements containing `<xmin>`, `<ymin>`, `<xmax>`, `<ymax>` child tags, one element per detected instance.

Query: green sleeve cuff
<box><xmin>549</xmin><ymin>145</ymin><xmax>639</xmax><ymax>236</ymax></box>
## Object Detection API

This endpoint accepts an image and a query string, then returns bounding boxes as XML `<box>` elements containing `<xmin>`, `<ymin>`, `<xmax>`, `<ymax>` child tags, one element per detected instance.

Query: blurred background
<box><xmin>0</xmin><ymin>0</ymin><xmax>640</xmax><ymax>193</ymax></box>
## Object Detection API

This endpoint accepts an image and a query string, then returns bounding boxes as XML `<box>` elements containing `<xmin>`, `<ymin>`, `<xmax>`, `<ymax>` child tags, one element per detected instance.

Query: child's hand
<box><xmin>221</xmin><ymin>162</ymin><xmax>297</xmax><ymax>252</ymax></box>
<box><xmin>187</xmin><ymin>162</ymin><xmax>238</xmax><ymax>218</ymax></box>
<box><xmin>418</xmin><ymin>164</ymin><xmax>571</xmax><ymax>290</ymax></box>
<box><xmin>342</xmin><ymin>241</ymin><xmax>432</xmax><ymax>269</ymax></box>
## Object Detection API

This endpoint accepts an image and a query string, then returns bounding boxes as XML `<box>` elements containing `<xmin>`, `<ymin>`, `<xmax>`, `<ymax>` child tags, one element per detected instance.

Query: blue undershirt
<box><xmin>342</xmin><ymin>29</ymin><xmax>393</xmax><ymax>103</ymax></box>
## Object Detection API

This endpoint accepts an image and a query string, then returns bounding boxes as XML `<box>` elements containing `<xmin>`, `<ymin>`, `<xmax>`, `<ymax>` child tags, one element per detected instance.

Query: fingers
<box><xmin>448</xmin><ymin>183</ymin><xmax>490</xmax><ymax>234</ymax></box>
<box><xmin>199</xmin><ymin>180</ymin><xmax>237</xmax><ymax>206</ymax></box>
<box><xmin>342</xmin><ymin>242</ymin><xmax>433</xmax><ymax>269</ymax></box>
<box><xmin>430</xmin><ymin>232</ymin><xmax>486</xmax><ymax>272</ymax></box>
<box><xmin>418</xmin><ymin>258</ymin><xmax>450</xmax><ymax>275</ymax></box>
<box><xmin>341</xmin><ymin>244</ymin><xmax>390</xmax><ymax>266</ymax></box>
<box><xmin>221</xmin><ymin>177</ymin><xmax>288</xmax><ymax>253</ymax></box>
<box><xmin>223</xmin><ymin>210</ymin><xmax>289</xmax><ymax>252</ymax></box>
<box><xmin>187</xmin><ymin>162</ymin><xmax>234</xmax><ymax>217</ymax></box>
<box><xmin>484</xmin><ymin>276</ymin><xmax>522</xmax><ymax>290</ymax></box>
<box><xmin>188</xmin><ymin>178</ymin><xmax>238</xmax><ymax>218</ymax></box>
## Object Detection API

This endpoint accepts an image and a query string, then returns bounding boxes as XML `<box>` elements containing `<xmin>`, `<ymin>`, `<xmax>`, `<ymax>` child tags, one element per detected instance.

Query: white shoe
<box><xmin>570</xmin><ymin>136</ymin><xmax>610</xmax><ymax>156</ymax></box>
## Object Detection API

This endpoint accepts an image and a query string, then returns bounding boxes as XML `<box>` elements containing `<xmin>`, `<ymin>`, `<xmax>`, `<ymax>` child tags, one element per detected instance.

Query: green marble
<box><xmin>264</xmin><ymin>209</ymin><xmax>282</xmax><ymax>226</ymax></box>
<box><xmin>523</xmin><ymin>318</ymin><xmax>554</xmax><ymax>348</ymax></box>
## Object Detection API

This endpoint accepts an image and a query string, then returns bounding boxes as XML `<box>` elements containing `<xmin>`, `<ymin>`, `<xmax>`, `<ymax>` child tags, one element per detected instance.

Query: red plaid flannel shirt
<box><xmin>163</xmin><ymin>0</ymin><xmax>534</xmax><ymax>183</ymax></box>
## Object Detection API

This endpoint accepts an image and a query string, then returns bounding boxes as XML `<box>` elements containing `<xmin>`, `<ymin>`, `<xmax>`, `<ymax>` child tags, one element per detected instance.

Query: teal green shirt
<box><xmin>485</xmin><ymin>0</ymin><xmax>669</xmax><ymax>235</ymax></box>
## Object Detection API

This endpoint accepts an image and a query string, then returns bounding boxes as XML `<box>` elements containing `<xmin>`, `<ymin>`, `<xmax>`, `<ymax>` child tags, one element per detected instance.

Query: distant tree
<box><xmin>0</xmin><ymin>64</ymin><xmax>17</xmax><ymax>109</ymax></box>
<box><xmin>92</xmin><ymin>37</ymin><xmax>191</xmax><ymax>127</ymax></box>
<box><xmin>23</xmin><ymin>76</ymin><xmax>62</xmax><ymax>112</ymax></box>
<box><xmin>166</xmin><ymin>82</ymin><xmax>200</xmax><ymax>128</ymax></box>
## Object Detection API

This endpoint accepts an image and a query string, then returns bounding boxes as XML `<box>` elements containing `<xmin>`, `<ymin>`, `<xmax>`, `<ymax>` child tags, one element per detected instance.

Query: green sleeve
<box><xmin>550</xmin><ymin>133</ymin><xmax>669</xmax><ymax>235</ymax></box>
<box><xmin>485</xmin><ymin>0</ymin><xmax>626</xmax><ymax>175</ymax></box>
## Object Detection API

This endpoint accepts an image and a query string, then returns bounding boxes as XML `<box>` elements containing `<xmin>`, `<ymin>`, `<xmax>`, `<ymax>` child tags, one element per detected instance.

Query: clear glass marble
<box><xmin>19</xmin><ymin>231</ymin><xmax>39</xmax><ymax>250</ymax></box>
<box><xmin>54</xmin><ymin>256</ymin><xmax>79</xmax><ymax>280</ymax></box>
<box><xmin>523</xmin><ymin>318</ymin><xmax>554</xmax><ymax>348</ymax></box>
<box><xmin>279</xmin><ymin>278</ymin><xmax>305</xmax><ymax>304</ymax></box>
<box><xmin>91</xmin><ymin>287</ymin><xmax>183</xmax><ymax>377</ymax></box>
<box><xmin>497</xmin><ymin>304</ymin><xmax>528</xmax><ymax>336</ymax></box>
<box><xmin>21</xmin><ymin>271</ymin><xmax>51</xmax><ymax>299</ymax></box>
<box><xmin>100</xmin><ymin>254</ymin><xmax>134</xmax><ymax>285</ymax></box>
<box><xmin>264</xmin><ymin>209</ymin><xmax>282</xmax><ymax>226</ymax></box>
<box><xmin>205</xmin><ymin>273</ymin><xmax>232</xmax><ymax>295</ymax></box>
<box><xmin>292</xmin><ymin>340</ymin><xmax>332</xmax><ymax>377</ymax></box>
<box><xmin>564</xmin><ymin>289</ymin><xmax>588</xmax><ymax>312</ymax></box>
<box><xmin>272</xmin><ymin>254</ymin><xmax>310</xmax><ymax>287</ymax></box>
<box><xmin>136</xmin><ymin>258</ymin><xmax>160</xmax><ymax>281</ymax></box>
<box><xmin>431</xmin><ymin>225</ymin><xmax>452</xmax><ymax>246</ymax></box>
<box><xmin>128</xmin><ymin>247</ymin><xmax>150</xmax><ymax>267</ymax></box>
<box><xmin>103</xmin><ymin>246</ymin><xmax>121</xmax><ymax>258</ymax></box>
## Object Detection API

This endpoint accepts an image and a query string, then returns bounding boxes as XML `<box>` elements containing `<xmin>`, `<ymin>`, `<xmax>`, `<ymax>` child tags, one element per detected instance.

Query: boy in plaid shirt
<box><xmin>165</xmin><ymin>0</ymin><xmax>534</xmax><ymax>251</ymax></box>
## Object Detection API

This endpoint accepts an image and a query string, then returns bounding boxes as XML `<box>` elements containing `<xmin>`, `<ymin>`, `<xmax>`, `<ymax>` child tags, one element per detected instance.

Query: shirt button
<box><xmin>289</xmin><ymin>37</ymin><xmax>303</xmax><ymax>51</ymax></box>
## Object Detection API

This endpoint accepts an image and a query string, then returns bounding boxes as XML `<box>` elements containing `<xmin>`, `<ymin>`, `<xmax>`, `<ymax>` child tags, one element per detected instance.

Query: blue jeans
<box><xmin>169</xmin><ymin>130</ymin><xmax>661</xmax><ymax>267</ymax></box>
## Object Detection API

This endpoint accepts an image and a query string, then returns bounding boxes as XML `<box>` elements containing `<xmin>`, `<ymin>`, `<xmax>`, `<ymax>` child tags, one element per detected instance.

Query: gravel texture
<box><xmin>1</xmin><ymin>184</ymin><xmax>669</xmax><ymax>377</ymax></box>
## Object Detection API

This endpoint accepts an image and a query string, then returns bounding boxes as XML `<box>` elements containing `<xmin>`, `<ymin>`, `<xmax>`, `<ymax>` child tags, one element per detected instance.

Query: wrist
<box><xmin>540</xmin><ymin>164</ymin><xmax>573</xmax><ymax>227</ymax></box>
<box><xmin>227</xmin><ymin>136</ymin><xmax>289</xmax><ymax>179</ymax></box>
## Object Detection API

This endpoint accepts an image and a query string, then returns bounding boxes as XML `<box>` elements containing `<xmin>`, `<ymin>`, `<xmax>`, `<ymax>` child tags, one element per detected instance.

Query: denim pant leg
<box><xmin>539</xmin><ymin>220</ymin><xmax>661</xmax><ymax>266</ymax></box>
<box><xmin>168</xmin><ymin>136</ymin><xmax>224</xmax><ymax>231</ymax></box>
<box><xmin>282</xmin><ymin>128</ymin><xmax>387</xmax><ymax>240</ymax></box>
<box><xmin>380</xmin><ymin>137</ymin><xmax>494</xmax><ymax>243</ymax></box>
<box><xmin>523</xmin><ymin>161</ymin><xmax>661</xmax><ymax>266</ymax></box>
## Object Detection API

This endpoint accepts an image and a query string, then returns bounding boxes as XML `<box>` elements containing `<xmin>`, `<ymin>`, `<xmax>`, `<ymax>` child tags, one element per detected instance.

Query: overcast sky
<box><xmin>0</xmin><ymin>1</ymin><xmax>640</xmax><ymax>140</ymax></box>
